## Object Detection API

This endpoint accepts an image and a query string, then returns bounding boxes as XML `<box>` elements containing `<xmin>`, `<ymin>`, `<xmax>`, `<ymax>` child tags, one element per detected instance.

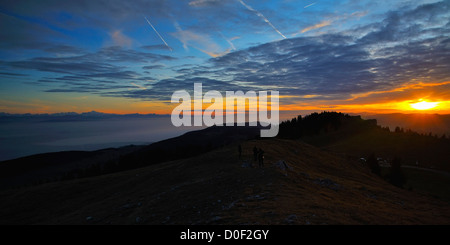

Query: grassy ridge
<box><xmin>0</xmin><ymin>138</ymin><xmax>449</xmax><ymax>224</ymax></box>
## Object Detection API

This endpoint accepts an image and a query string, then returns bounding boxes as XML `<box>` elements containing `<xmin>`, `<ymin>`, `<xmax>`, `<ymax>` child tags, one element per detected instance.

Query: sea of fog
<box><xmin>0</xmin><ymin>116</ymin><xmax>205</xmax><ymax>161</ymax></box>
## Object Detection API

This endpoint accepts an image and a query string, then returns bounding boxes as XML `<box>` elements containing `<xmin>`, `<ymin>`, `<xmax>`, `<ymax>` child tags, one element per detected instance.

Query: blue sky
<box><xmin>0</xmin><ymin>0</ymin><xmax>449</xmax><ymax>114</ymax></box>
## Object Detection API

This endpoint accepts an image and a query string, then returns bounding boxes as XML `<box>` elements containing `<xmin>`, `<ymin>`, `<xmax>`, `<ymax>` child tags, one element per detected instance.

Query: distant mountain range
<box><xmin>359</xmin><ymin>113</ymin><xmax>450</xmax><ymax>137</ymax></box>
<box><xmin>0</xmin><ymin>111</ymin><xmax>170</xmax><ymax>122</ymax></box>
<box><xmin>2</xmin><ymin>111</ymin><xmax>449</xmax><ymax>136</ymax></box>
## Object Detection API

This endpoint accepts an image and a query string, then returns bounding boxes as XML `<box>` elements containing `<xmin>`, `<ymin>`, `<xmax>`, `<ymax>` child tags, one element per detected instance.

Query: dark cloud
<box><xmin>107</xmin><ymin>76</ymin><xmax>255</xmax><ymax>101</ymax></box>
<box><xmin>208</xmin><ymin>34</ymin><xmax>377</xmax><ymax>98</ymax></box>
<box><xmin>99</xmin><ymin>1</ymin><xmax>450</xmax><ymax>103</ymax></box>
<box><xmin>43</xmin><ymin>44</ymin><xmax>85</xmax><ymax>54</ymax></box>
<box><xmin>6</xmin><ymin>46</ymin><xmax>175</xmax><ymax>77</ymax></box>
<box><xmin>3</xmin><ymin>44</ymin><xmax>176</xmax><ymax>94</ymax></box>
<box><xmin>0</xmin><ymin>72</ymin><xmax>28</xmax><ymax>77</ymax></box>
<box><xmin>9</xmin><ymin>58</ymin><xmax>119</xmax><ymax>74</ymax></box>
<box><xmin>188</xmin><ymin>0</ymin><xmax>229</xmax><ymax>7</ymax></box>
<box><xmin>0</xmin><ymin>0</ymin><xmax>222</xmax><ymax>54</ymax></box>
<box><xmin>140</xmin><ymin>45</ymin><xmax>171</xmax><ymax>51</ymax></box>
<box><xmin>360</xmin><ymin>1</ymin><xmax>449</xmax><ymax>44</ymax></box>
<box><xmin>92</xmin><ymin>46</ymin><xmax>176</xmax><ymax>63</ymax></box>
<box><xmin>142</xmin><ymin>64</ymin><xmax>165</xmax><ymax>70</ymax></box>
<box><xmin>0</xmin><ymin>0</ymin><xmax>174</xmax><ymax>29</ymax></box>
<box><xmin>45</xmin><ymin>84</ymin><xmax>135</xmax><ymax>93</ymax></box>
<box><xmin>2</xmin><ymin>0</ymin><xmax>449</xmax><ymax>106</ymax></box>
<box><xmin>199</xmin><ymin>1</ymin><xmax>450</xmax><ymax>103</ymax></box>
<box><xmin>0</xmin><ymin>11</ymin><xmax>67</xmax><ymax>51</ymax></box>
<box><xmin>0</xmin><ymin>0</ymin><xmax>245</xmax><ymax>46</ymax></box>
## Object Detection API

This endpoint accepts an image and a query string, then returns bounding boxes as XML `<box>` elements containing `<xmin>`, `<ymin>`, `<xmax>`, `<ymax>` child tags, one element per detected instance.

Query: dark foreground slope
<box><xmin>0</xmin><ymin>138</ymin><xmax>448</xmax><ymax>225</ymax></box>
<box><xmin>0</xmin><ymin>125</ymin><xmax>261</xmax><ymax>189</ymax></box>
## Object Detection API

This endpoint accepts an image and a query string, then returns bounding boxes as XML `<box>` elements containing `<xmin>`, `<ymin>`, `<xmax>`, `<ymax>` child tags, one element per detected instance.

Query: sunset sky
<box><xmin>1</xmin><ymin>0</ymin><xmax>449</xmax><ymax>115</ymax></box>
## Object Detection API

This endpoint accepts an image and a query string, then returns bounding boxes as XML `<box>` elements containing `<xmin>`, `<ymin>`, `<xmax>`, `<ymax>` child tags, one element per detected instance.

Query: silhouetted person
<box><xmin>238</xmin><ymin>144</ymin><xmax>242</xmax><ymax>159</ymax></box>
<box><xmin>258</xmin><ymin>148</ymin><xmax>265</xmax><ymax>168</ymax></box>
<box><xmin>253</xmin><ymin>146</ymin><xmax>258</xmax><ymax>161</ymax></box>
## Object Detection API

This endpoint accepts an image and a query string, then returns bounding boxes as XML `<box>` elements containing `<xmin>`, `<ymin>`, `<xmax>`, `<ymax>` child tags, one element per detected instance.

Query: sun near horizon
<box><xmin>410</xmin><ymin>100</ymin><xmax>440</xmax><ymax>111</ymax></box>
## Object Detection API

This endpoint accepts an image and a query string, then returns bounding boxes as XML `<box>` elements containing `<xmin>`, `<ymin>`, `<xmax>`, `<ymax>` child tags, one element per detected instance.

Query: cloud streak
<box><xmin>188</xmin><ymin>0</ymin><xmax>219</xmax><ymax>7</ymax></box>
<box><xmin>238</xmin><ymin>0</ymin><xmax>286</xmax><ymax>39</ymax></box>
<box><xmin>293</xmin><ymin>11</ymin><xmax>368</xmax><ymax>36</ymax></box>
<box><xmin>171</xmin><ymin>29</ymin><xmax>231</xmax><ymax>58</ymax></box>
<box><xmin>131</xmin><ymin>82</ymin><xmax>147</xmax><ymax>90</ymax></box>
<box><xmin>110</xmin><ymin>30</ymin><xmax>133</xmax><ymax>47</ymax></box>
<box><xmin>304</xmin><ymin>2</ymin><xmax>317</xmax><ymax>9</ymax></box>
<box><xmin>220</xmin><ymin>32</ymin><xmax>238</xmax><ymax>51</ymax></box>
<box><xmin>299</xmin><ymin>20</ymin><xmax>332</xmax><ymax>34</ymax></box>
<box><xmin>144</xmin><ymin>16</ymin><xmax>172</xmax><ymax>51</ymax></box>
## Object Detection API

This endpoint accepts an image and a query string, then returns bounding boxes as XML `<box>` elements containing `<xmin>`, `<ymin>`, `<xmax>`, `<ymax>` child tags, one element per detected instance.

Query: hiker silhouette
<box><xmin>238</xmin><ymin>144</ymin><xmax>242</xmax><ymax>159</ymax></box>
<box><xmin>258</xmin><ymin>148</ymin><xmax>265</xmax><ymax>168</ymax></box>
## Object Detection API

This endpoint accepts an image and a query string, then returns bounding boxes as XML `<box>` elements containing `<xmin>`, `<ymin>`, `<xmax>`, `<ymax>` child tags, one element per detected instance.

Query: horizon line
<box><xmin>1</xmin><ymin>110</ymin><xmax>449</xmax><ymax>116</ymax></box>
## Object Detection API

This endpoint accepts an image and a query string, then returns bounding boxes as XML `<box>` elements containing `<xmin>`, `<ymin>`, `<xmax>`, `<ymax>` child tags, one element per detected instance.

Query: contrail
<box><xmin>238</xmin><ymin>0</ymin><xmax>286</xmax><ymax>39</ymax></box>
<box><xmin>131</xmin><ymin>82</ymin><xmax>147</xmax><ymax>90</ymax></box>
<box><xmin>144</xmin><ymin>16</ymin><xmax>172</xmax><ymax>51</ymax></box>
<box><xmin>219</xmin><ymin>32</ymin><xmax>237</xmax><ymax>51</ymax></box>
<box><xmin>304</xmin><ymin>2</ymin><xmax>317</xmax><ymax>8</ymax></box>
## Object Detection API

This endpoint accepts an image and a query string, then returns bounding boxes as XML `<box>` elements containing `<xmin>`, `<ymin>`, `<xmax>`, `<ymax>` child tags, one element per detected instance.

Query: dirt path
<box><xmin>402</xmin><ymin>165</ymin><xmax>450</xmax><ymax>177</ymax></box>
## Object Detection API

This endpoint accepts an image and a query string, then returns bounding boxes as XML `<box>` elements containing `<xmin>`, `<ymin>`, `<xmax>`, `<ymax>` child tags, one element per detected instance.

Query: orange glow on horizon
<box><xmin>410</xmin><ymin>101</ymin><xmax>439</xmax><ymax>110</ymax></box>
<box><xmin>278</xmin><ymin>100</ymin><xmax>450</xmax><ymax>114</ymax></box>
<box><xmin>2</xmin><ymin>90</ymin><xmax>450</xmax><ymax>115</ymax></box>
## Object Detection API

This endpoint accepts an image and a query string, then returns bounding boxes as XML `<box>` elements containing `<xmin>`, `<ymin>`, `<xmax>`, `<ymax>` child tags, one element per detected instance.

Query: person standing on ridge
<box><xmin>238</xmin><ymin>144</ymin><xmax>242</xmax><ymax>159</ymax></box>
<box><xmin>253</xmin><ymin>146</ymin><xmax>258</xmax><ymax>162</ymax></box>
<box><xmin>258</xmin><ymin>148</ymin><xmax>265</xmax><ymax>168</ymax></box>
